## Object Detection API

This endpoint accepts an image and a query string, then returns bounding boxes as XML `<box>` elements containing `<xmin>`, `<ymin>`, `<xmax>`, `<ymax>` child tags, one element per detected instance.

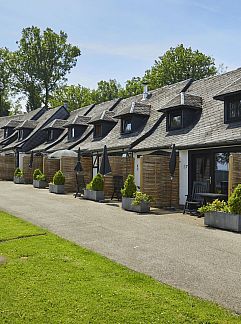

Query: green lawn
<box><xmin>0</xmin><ymin>211</ymin><xmax>240</xmax><ymax>323</ymax></box>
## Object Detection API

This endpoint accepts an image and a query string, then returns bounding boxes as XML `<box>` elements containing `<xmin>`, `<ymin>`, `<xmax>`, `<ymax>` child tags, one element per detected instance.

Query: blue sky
<box><xmin>1</xmin><ymin>0</ymin><xmax>241</xmax><ymax>89</ymax></box>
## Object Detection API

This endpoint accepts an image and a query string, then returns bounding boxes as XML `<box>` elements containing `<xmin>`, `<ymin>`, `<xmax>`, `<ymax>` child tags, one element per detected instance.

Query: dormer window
<box><xmin>224</xmin><ymin>96</ymin><xmax>241</xmax><ymax>123</ymax></box>
<box><xmin>71</xmin><ymin>127</ymin><xmax>75</xmax><ymax>138</ymax></box>
<box><xmin>48</xmin><ymin>130</ymin><xmax>54</xmax><ymax>141</ymax></box>
<box><xmin>18</xmin><ymin>129</ymin><xmax>24</xmax><ymax>140</ymax></box>
<box><xmin>168</xmin><ymin>111</ymin><xmax>183</xmax><ymax>131</ymax></box>
<box><xmin>94</xmin><ymin>124</ymin><xmax>102</xmax><ymax>138</ymax></box>
<box><xmin>4</xmin><ymin>128</ymin><xmax>8</xmax><ymax>138</ymax></box>
<box><xmin>121</xmin><ymin>118</ymin><xmax>132</xmax><ymax>134</ymax></box>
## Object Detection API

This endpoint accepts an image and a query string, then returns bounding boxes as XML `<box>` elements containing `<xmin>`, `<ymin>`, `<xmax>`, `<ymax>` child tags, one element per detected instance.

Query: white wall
<box><xmin>134</xmin><ymin>156</ymin><xmax>140</xmax><ymax>188</ymax></box>
<box><xmin>179</xmin><ymin>150</ymin><xmax>189</xmax><ymax>205</ymax></box>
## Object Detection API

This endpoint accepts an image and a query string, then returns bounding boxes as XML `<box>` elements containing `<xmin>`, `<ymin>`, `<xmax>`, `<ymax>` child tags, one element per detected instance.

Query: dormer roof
<box><xmin>1</xmin><ymin>120</ymin><xmax>23</xmax><ymax>129</ymax></box>
<box><xmin>64</xmin><ymin>115</ymin><xmax>91</xmax><ymax>127</ymax></box>
<box><xmin>88</xmin><ymin>111</ymin><xmax>117</xmax><ymax>124</ymax></box>
<box><xmin>114</xmin><ymin>101</ymin><xmax>151</xmax><ymax>118</ymax></box>
<box><xmin>42</xmin><ymin>119</ymin><xmax>66</xmax><ymax>130</ymax></box>
<box><xmin>213</xmin><ymin>77</ymin><xmax>241</xmax><ymax>101</ymax></box>
<box><xmin>159</xmin><ymin>93</ymin><xmax>202</xmax><ymax>112</ymax></box>
<box><xmin>15</xmin><ymin>120</ymin><xmax>38</xmax><ymax>130</ymax></box>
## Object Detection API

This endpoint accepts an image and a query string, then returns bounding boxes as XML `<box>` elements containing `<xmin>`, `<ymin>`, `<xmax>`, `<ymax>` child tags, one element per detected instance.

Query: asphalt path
<box><xmin>0</xmin><ymin>181</ymin><xmax>241</xmax><ymax>313</ymax></box>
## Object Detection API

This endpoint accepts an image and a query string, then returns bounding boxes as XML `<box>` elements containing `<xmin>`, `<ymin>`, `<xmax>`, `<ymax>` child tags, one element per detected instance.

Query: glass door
<box><xmin>191</xmin><ymin>153</ymin><xmax>212</xmax><ymax>191</ymax></box>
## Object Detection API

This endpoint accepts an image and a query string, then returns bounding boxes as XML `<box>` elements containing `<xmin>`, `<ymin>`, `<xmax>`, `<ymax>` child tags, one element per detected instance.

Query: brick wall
<box><xmin>23</xmin><ymin>156</ymin><xmax>43</xmax><ymax>184</ymax></box>
<box><xmin>0</xmin><ymin>155</ymin><xmax>15</xmax><ymax>180</ymax></box>
<box><xmin>140</xmin><ymin>154</ymin><xmax>179</xmax><ymax>208</ymax></box>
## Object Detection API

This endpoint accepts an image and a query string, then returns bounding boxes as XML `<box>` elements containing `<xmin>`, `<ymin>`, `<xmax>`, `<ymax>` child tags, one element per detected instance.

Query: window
<box><xmin>121</xmin><ymin>118</ymin><xmax>132</xmax><ymax>134</ymax></box>
<box><xmin>94</xmin><ymin>124</ymin><xmax>101</xmax><ymax>138</ymax></box>
<box><xmin>48</xmin><ymin>130</ymin><xmax>54</xmax><ymax>141</ymax></box>
<box><xmin>168</xmin><ymin>111</ymin><xmax>183</xmax><ymax>130</ymax></box>
<box><xmin>225</xmin><ymin>97</ymin><xmax>241</xmax><ymax>122</ymax></box>
<box><xmin>4</xmin><ymin>129</ymin><xmax>8</xmax><ymax>138</ymax></box>
<box><xmin>71</xmin><ymin>127</ymin><xmax>75</xmax><ymax>138</ymax></box>
<box><xmin>18</xmin><ymin>129</ymin><xmax>24</xmax><ymax>140</ymax></box>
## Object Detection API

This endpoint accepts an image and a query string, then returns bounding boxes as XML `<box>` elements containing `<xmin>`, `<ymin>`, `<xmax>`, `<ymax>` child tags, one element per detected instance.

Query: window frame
<box><xmin>167</xmin><ymin>110</ymin><xmax>183</xmax><ymax>131</ymax></box>
<box><xmin>18</xmin><ymin>129</ymin><xmax>24</xmax><ymax>140</ymax></box>
<box><xmin>94</xmin><ymin>124</ymin><xmax>102</xmax><ymax>138</ymax></box>
<box><xmin>121</xmin><ymin>117</ymin><xmax>132</xmax><ymax>134</ymax></box>
<box><xmin>224</xmin><ymin>95</ymin><xmax>241</xmax><ymax>123</ymax></box>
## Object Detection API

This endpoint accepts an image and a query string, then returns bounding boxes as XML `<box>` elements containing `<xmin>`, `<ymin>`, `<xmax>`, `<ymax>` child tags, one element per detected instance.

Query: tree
<box><xmin>50</xmin><ymin>84</ymin><xmax>93</xmax><ymax>111</ymax></box>
<box><xmin>92</xmin><ymin>79</ymin><xmax>122</xmax><ymax>104</ymax></box>
<box><xmin>11</xmin><ymin>26</ymin><xmax>81</xmax><ymax>110</ymax></box>
<box><xmin>144</xmin><ymin>44</ymin><xmax>217</xmax><ymax>90</ymax></box>
<box><xmin>0</xmin><ymin>48</ymin><xmax>12</xmax><ymax>116</ymax></box>
<box><xmin>120</xmin><ymin>77</ymin><xmax>144</xmax><ymax>98</ymax></box>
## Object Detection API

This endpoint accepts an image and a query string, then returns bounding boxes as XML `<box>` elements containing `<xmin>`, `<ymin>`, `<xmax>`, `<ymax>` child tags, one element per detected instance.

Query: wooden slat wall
<box><xmin>140</xmin><ymin>154</ymin><xmax>179</xmax><ymax>208</ymax></box>
<box><xmin>43</xmin><ymin>157</ymin><xmax>60</xmax><ymax>183</ymax></box>
<box><xmin>0</xmin><ymin>155</ymin><xmax>15</xmax><ymax>180</ymax></box>
<box><xmin>60</xmin><ymin>156</ymin><xmax>78</xmax><ymax>193</ymax></box>
<box><xmin>103</xmin><ymin>156</ymin><xmax>134</xmax><ymax>198</ymax></box>
<box><xmin>228</xmin><ymin>153</ymin><xmax>241</xmax><ymax>196</ymax></box>
<box><xmin>81</xmin><ymin>156</ymin><xmax>93</xmax><ymax>185</ymax></box>
<box><xmin>23</xmin><ymin>156</ymin><xmax>43</xmax><ymax>184</ymax></box>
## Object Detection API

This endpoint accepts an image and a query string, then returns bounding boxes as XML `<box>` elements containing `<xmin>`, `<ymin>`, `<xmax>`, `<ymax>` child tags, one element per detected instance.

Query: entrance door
<box><xmin>190</xmin><ymin>153</ymin><xmax>212</xmax><ymax>192</ymax></box>
<box><xmin>189</xmin><ymin>151</ymin><xmax>229</xmax><ymax>194</ymax></box>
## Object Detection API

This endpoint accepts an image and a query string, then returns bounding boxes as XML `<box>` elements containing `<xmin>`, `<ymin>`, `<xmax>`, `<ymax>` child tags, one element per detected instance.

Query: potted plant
<box><xmin>198</xmin><ymin>185</ymin><xmax>241</xmax><ymax>232</ymax></box>
<box><xmin>49</xmin><ymin>170</ymin><xmax>65</xmax><ymax>194</ymax></box>
<box><xmin>13</xmin><ymin>168</ymin><xmax>25</xmax><ymax>184</ymax></box>
<box><xmin>33</xmin><ymin>169</ymin><xmax>43</xmax><ymax>187</ymax></box>
<box><xmin>121</xmin><ymin>174</ymin><xmax>151</xmax><ymax>213</ymax></box>
<box><xmin>33</xmin><ymin>170</ymin><xmax>48</xmax><ymax>189</ymax></box>
<box><xmin>83</xmin><ymin>173</ymin><xmax>104</xmax><ymax>201</ymax></box>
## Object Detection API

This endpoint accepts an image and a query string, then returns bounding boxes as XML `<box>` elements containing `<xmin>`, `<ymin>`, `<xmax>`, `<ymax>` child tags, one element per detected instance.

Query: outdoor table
<box><xmin>196</xmin><ymin>192</ymin><xmax>228</xmax><ymax>204</ymax></box>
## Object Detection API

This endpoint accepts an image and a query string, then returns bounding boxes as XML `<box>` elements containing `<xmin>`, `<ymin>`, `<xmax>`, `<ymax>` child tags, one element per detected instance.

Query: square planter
<box><xmin>204</xmin><ymin>211</ymin><xmax>241</xmax><ymax>232</ymax></box>
<box><xmin>33</xmin><ymin>180</ymin><xmax>48</xmax><ymax>189</ymax></box>
<box><xmin>122</xmin><ymin>197</ymin><xmax>150</xmax><ymax>213</ymax></box>
<box><xmin>49</xmin><ymin>183</ymin><xmax>65</xmax><ymax>194</ymax></box>
<box><xmin>83</xmin><ymin>189</ymin><xmax>104</xmax><ymax>202</ymax></box>
<box><xmin>14</xmin><ymin>176</ymin><xmax>25</xmax><ymax>184</ymax></box>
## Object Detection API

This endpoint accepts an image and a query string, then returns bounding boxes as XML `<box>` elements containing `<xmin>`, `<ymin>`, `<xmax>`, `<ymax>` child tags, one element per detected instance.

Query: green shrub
<box><xmin>132</xmin><ymin>191</ymin><xmax>153</xmax><ymax>206</ymax></box>
<box><xmin>86</xmin><ymin>173</ymin><xmax>104</xmax><ymax>191</ymax></box>
<box><xmin>36</xmin><ymin>173</ymin><xmax>46</xmax><ymax>181</ymax></box>
<box><xmin>33</xmin><ymin>169</ymin><xmax>42</xmax><ymax>180</ymax></box>
<box><xmin>198</xmin><ymin>199</ymin><xmax>230</xmax><ymax>214</ymax></box>
<box><xmin>121</xmin><ymin>174</ymin><xmax>137</xmax><ymax>198</ymax></box>
<box><xmin>14</xmin><ymin>168</ymin><xmax>23</xmax><ymax>178</ymax></box>
<box><xmin>53</xmin><ymin>170</ymin><xmax>65</xmax><ymax>185</ymax></box>
<box><xmin>228</xmin><ymin>184</ymin><xmax>241</xmax><ymax>215</ymax></box>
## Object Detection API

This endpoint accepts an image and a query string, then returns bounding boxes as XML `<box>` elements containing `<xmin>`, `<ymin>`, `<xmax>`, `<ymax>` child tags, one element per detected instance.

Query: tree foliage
<box><xmin>0</xmin><ymin>48</ymin><xmax>12</xmax><ymax>116</ymax></box>
<box><xmin>144</xmin><ymin>44</ymin><xmax>217</xmax><ymax>89</ymax></box>
<box><xmin>10</xmin><ymin>26</ymin><xmax>81</xmax><ymax>111</ymax></box>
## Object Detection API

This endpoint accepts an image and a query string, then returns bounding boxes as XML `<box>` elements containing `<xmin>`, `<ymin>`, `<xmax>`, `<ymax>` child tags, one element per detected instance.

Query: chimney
<box><xmin>142</xmin><ymin>82</ymin><xmax>149</xmax><ymax>101</ymax></box>
<box><xmin>180</xmin><ymin>92</ymin><xmax>185</xmax><ymax>105</ymax></box>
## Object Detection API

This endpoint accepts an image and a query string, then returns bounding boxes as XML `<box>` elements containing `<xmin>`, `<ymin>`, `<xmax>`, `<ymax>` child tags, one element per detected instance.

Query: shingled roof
<box><xmin>42</xmin><ymin>119</ymin><xmax>67</xmax><ymax>130</ymax></box>
<box><xmin>159</xmin><ymin>93</ymin><xmax>202</xmax><ymax>112</ymax></box>
<box><xmin>114</xmin><ymin>101</ymin><xmax>151</xmax><ymax>118</ymax></box>
<box><xmin>88</xmin><ymin>111</ymin><xmax>117</xmax><ymax>124</ymax></box>
<box><xmin>1</xmin><ymin>119</ymin><xmax>23</xmax><ymax>129</ymax></box>
<box><xmin>15</xmin><ymin>120</ymin><xmax>38</xmax><ymax>130</ymax></box>
<box><xmin>132</xmin><ymin>67</ymin><xmax>241</xmax><ymax>151</ymax></box>
<box><xmin>213</xmin><ymin>77</ymin><xmax>241</xmax><ymax>100</ymax></box>
<box><xmin>64</xmin><ymin>115</ymin><xmax>91</xmax><ymax>127</ymax></box>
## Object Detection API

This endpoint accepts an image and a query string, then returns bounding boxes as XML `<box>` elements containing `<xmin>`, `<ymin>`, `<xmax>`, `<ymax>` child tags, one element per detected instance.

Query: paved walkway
<box><xmin>0</xmin><ymin>181</ymin><xmax>241</xmax><ymax>313</ymax></box>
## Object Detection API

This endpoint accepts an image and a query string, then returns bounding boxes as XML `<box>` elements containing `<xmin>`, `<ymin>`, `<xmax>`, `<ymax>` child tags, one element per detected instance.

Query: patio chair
<box><xmin>183</xmin><ymin>181</ymin><xmax>208</xmax><ymax>215</ymax></box>
<box><xmin>74</xmin><ymin>173</ymin><xmax>86</xmax><ymax>198</ymax></box>
<box><xmin>111</xmin><ymin>175</ymin><xmax>124</xmax><ymax>201</ymax></box>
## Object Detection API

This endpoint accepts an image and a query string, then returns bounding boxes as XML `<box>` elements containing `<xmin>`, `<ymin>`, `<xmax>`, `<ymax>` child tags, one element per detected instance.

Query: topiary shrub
<box><xmin>14</xmin><ymin>167</ymin><xmax>23</xmax><ymax>177</ymax></box>
<box><xmin>228</xmin><ymin>184</ymin><xmax>241</xmax><ymax>215</ymax></box>
<box><xmin>33</xmin><ymin>168</ymin><xmax>42</xmax><ymax>180</ymax></box>
<box><xmin>121</xmin><ymin>174</ymin><xmax>137</xmax><ymax>198</ymax></box>
<box><xmin>198</xmin><ymin>199</ymin><xmax>230</xmax><ymax>214</ymax></box>
<box><xmin>36</xmin><ymin>173</ymin><xmax>46</xmax><ymax>181</ymax></box>
<box><xmin>132</xmin><ymin>191</ymin><xmax>153</xmax><ymax>206</ymax></box>
<box><xmin>53</xmin><ymin>170</ymin><xmax>65</xmax><ymax>185</ymax></box>
<box><xmin>86</xmin><ymin>173</ymin><xmax>104</xmax><ymax>191</ymax></box>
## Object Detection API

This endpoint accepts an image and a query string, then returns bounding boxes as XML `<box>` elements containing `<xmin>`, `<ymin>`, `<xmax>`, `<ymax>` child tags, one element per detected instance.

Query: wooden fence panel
<box><xmin>228</xmin><ymin>153</ymin><xmax>241</xmax><ymax>196</ymax></box>
<box><xmin>60</xmin><ymin>156</ymin><xmax>78</xmax><ymax>193</ymax></box>
<box><xmin>43</xmin><ymin>157</ymin><xmax>60</xmax><ymax>183</ymax></box>
<box><xmin>140</xmin><ymin>154</ymin><xmax>179</xmax><ymax>208</ymax></box>
<box><xmin>23</xmin><ymin>156</ymin><xmax>43</xmax><ymax>184</ymax></box>
<box><xmin>0</xmin><ymin>155</ymin><xmax>15</xmax><ymax>180</ymax></box>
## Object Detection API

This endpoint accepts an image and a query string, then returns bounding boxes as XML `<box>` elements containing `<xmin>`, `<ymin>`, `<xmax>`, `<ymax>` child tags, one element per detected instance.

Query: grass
<box><xmin>0</xmin><ymin>211</ymin><xmax>240</xmax><ymax>323</ymax></box>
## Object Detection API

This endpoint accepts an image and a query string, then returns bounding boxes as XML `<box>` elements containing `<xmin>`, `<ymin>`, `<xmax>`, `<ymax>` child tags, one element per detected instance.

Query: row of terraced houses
<box><xmin>1</xmin><ymin>68</ymin><xmax>241</xmax><ymax>207</ymax></box>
